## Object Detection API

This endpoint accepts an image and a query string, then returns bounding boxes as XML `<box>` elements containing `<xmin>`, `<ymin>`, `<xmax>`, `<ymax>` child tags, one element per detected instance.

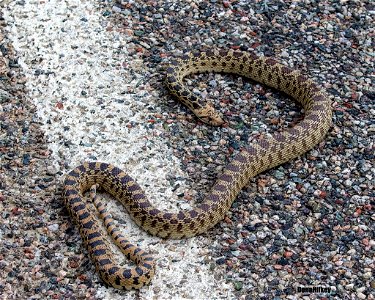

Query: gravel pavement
<box><xmin>0</xmin><ymin>1</ymin><xmax>373</xmax><ymax>299</ymax></box>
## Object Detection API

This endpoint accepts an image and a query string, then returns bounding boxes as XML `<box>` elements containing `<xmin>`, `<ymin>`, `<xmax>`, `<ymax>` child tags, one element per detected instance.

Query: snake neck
<box><xmin>166</xmin><ymin>50</ymin><xmax>326</xmax><ymax>126</ymax></box>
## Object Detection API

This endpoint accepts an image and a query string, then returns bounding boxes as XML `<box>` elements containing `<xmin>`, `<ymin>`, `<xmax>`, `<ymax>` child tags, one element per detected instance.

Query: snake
<box><xmin>63</xmin><ymin>49</ymin><xmax>332</xmax><ymax>290</ymax></box>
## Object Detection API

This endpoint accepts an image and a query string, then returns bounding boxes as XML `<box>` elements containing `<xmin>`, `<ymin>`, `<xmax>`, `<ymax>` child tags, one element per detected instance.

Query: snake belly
<box><xmin>63</xmin><ymin>49</ymin><xmax>332</xmax><ymax>290</ymax></box>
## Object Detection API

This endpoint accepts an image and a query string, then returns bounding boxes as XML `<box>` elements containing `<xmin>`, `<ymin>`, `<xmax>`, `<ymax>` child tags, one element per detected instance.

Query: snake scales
<box><xmin>63</xmin><ymin>49</ymin><xmax>332</xmax><ymax>289</ymax></box>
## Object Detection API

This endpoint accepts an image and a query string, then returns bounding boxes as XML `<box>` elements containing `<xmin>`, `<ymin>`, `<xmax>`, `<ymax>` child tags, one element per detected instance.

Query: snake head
<box><xmin>195</xmin><ymin>105</ymin><xmax>225</xmax><ymax>126</ymax></box>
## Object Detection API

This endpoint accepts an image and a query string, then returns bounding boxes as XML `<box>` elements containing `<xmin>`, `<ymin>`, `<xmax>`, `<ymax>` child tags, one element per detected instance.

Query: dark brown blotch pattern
<box><xmin>233</xmin><ymin>51</ymin><xmax>243</xmax><ymax>58</ymax></box>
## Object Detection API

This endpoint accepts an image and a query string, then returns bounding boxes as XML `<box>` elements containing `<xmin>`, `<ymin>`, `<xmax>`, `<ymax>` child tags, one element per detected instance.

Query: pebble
<box><xmin>47</xmin><ymin>224</ymin><xmax>59</xmax><ymax>232</ymax></box>
<box><xmin>233</xmin><ymin>281</ymin><xmax>243</xmax><ymax>291</ymax></box>
<box><xmin>357</xmin><ymin>292</ymin><xmax>367</xmax><ymax>299</ymax></box>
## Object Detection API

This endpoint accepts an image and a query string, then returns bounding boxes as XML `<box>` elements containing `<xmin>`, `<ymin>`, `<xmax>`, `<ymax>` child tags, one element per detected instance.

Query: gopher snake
<box><xmin>63</xmin><ymin>50</ymin><xmax>332</xmax><ymax>289</ymax></box>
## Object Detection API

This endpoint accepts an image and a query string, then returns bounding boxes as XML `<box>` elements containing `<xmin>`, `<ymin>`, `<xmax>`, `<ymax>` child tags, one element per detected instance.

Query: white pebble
<box><xmin>47</xmin><ymin>224</ymin><xmax>59</xmax><ymax>232</ymax></box>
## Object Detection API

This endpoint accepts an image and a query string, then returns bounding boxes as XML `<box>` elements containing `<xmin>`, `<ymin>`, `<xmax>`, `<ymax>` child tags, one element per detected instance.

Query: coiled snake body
<box><xmin>63</xmin><ymin>50</ymin><xmax>332</xmax><ymax>289</ymax></box>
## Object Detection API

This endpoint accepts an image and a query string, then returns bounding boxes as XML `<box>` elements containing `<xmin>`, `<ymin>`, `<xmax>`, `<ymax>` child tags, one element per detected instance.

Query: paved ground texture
<box><xmin>0</xmin><ymin>1</ymin><xmax>374</xmax><ymax>299</ymax></box>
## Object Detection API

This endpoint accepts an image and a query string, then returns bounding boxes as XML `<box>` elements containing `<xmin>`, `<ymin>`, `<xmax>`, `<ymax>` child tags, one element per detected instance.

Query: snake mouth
<box><xmin>201</xmin><ymin>116</ymin><xmax>225</xmax><ymax>126</ymax></box>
